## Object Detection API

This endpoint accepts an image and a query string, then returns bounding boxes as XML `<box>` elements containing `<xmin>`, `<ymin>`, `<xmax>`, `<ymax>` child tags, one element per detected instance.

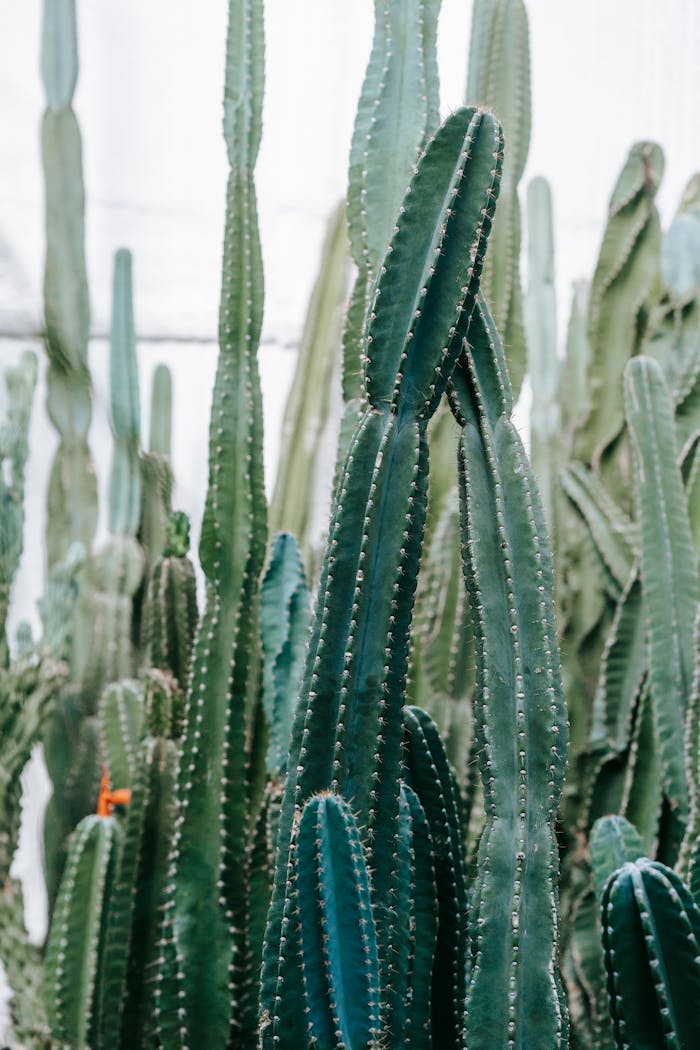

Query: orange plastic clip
<box><xmin>96</xmin><ymin>767</ymin><xmax>132</xmax><ymax>817</ymax></box>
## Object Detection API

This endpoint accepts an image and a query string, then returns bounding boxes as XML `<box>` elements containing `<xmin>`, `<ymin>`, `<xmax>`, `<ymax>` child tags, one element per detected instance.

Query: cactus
<box><xmin>450</xmin><ymin>295</ymin><xmax>568</xmax><ymax>1047</ymax></box>
<box><xmin>155</xmin><ymin>0</ymin><xmax>268</xmax><ymax>1044</ymax></box>
<box><xmin>466</xmin><ymin>0</ymin><xmax>531</xmax><ymax>397</ymax></box>
<box><xmin>44</xmin><ymin>814</ymin><xmax>119</xmax><ymax>1049</ymax></box>
<box><xmin>601</xmin><ymin>857</ymin><xmax>700</xmax><ymax>1049</ymax></box>
<box><xmin>143</xmin><ymin>511</ymin><xmax>198</xmax><ymax>693</ymax></box>
<box><xmin>261</xmin><ymin>105</ymin><xmax>503</xmax><ymax>1048</ymax></box>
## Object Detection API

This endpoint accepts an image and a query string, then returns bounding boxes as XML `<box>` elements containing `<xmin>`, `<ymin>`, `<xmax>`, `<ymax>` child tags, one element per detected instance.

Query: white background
<box><xmin>1</xmin><ymin>0</ymin><xmax>700</xmax><ymax>1022</ymax></box>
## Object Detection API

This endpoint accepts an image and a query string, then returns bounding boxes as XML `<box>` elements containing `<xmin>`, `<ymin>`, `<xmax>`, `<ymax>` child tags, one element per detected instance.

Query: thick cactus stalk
<box><xmin>590</xmin><ymin>815</ymin><xmax>644</xmax><ymax>902</ymax></box>
<box><xmin>625</xmin><ymin>356</ymin><xmax>698</xmax><ymax>855</ymax></box>
<box><xmin>601</xmin><ymin>858</ymin><xmax>700</xmax><ymax>1049</ymax></box>
<box><xmin>260</xmin><ymin>532</ymin><xmax>311</xmax><ymax>776</ymax></box>
<box><xmin>451</xmin><ymin>295</ymin><xmax>568</xmax><ymax>1047</ymax></box>
<box><xmin>525</xmin><ymin>176</ymin><xmax>559</xmax><ymax>537</ymax></box>
<box><xmin>296</xmin><ymin>793</ymin><xmax>381</xmax><ymax>1050</ymax></box>
<box><xmin>466</xmin><ymin>0</ymin><xmax>530</xmax><ymax>397</ymax></box>
<box><xmin>575</xmin><ymin>143</ymin><xmax>664</xmax><ymax>467</ymax></box>
<box><xmin>270</xmin><ymin>207</ymin><xmax>350</xmax><ymax>572</ymax></box>
<box><xmin>41</xmin><ymin>0</ymin><xmax>97</xmax><ymax>572</ymax></box>
<box><xmin>44</xmin><ymin>814</ymin><xmax>118</xmax><ymax>1049</ymax></box>
<box><xmin>261</xmin><ymin>106</ymin><xmax>503</xmax><ymax>1048</ymax></box>
<box><xmin>144</xmin><ymin>511</ymin><xmax>198</xmax><ymax>693</ymax></box>
<box><xmin>156</xmin><ymin>0</ymin><xmax>267</xmax><ymax>1045</ymax></box>
<box><xmin>99</xmin><ymin>680</ymin><xmax>146</xmax><ymax>792</ymax></box>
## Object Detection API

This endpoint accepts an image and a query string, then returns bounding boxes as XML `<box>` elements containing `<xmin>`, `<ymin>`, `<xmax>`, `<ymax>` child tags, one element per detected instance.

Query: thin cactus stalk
<box><xmin>139</xmin><ymin>365</ymin><xmax>175</xmax><ymax>584</ymax></box>
<box><xmin>677</xmin><ymin>604</ymin><xmax>700</xmax><ymax>902</ymax></box>
<box><xmin>465</xmin><ymin>0</ymin><xmax>531</xmax><ymax>397</ymax></box>
<box><xmin>261</xmin><ymin>107</ymin><xmax>503</xmax><ymax>1048</ymax></box>
<box><xmin>143</xmin><ymin>511</ymin><xmax>198</xmax><ymax>693</ymax></box>
<box><xmin>601</xmin><ymin>858</ymin><xmax>700</xmax><ymax>1049</ymax></box>
<box><xmin>450</xmin><ymin>295</ymin><xmax>569</xmax><ymax>1047</ymax></box>
<box><xmin>155</xmin><ymin>0</ymin><xmax>267</xmax><ymax>1044</ymax></box>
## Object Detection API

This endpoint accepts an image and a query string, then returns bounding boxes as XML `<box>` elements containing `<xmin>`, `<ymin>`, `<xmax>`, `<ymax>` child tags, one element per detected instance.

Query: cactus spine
<box><xmin>156</xmin><ymin>0</ymin><xmax>267</xmax><ymax>1044</ymax></box>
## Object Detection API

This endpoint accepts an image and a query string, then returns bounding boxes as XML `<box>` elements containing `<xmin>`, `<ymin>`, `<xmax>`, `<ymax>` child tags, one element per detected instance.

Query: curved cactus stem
<box><xmin>561</xmin><ymin>464</ymin><xmax>637</xmax><ymax>592</ymax></box>
<box><xmin>156</xmin><ymin>1</ymin><xmax>267</xmax><ymax>1045</ymax></box>
<box><xmin>465</xmin><ymin>0</ymin><xmax>530</xmax><ymax>397</ymax></box>
<box><xmin>620</xmin><ymin>684</ymin><xmax>664</xmax><ymax>856</ymax></box>
<box><xmin>625</xmin><ymin>356</ymin><xmax>698</xmax><ymax>855</ymax></box>
<box><xmin>44</xmin><ymin>815</ymin><xmax>118</xmax><ymax>1049</ymax></box>
<box><xmin>601</xmin><ymin>858</ymin><xmax>700</xmax><ymax>1049</ymax></box>
<box><xmin>296</xmin><ymin>793</ymin><xmax>381</xmax><ymax>1050</ymax></box>
<box><xmin>260</xmin><ymin>533</ymin><xmax>311</xmax><ymax>775</ymax></box>
<box><xmin>403</xmin><ymin>705</ymin><xmax>467</xmax><ymax>1044</ymax></box>
<box><xmin>590</xmin><ymin>815</ymin><xmax>644</xmax><ymax>903</ymax></box>
<box><xmin>261</xmin><ymin>108</ymin><xmax>503</xmax><ymax>1048</ymax></box>
<box><xmin>576</xmin><ymin>143</ymin><xmax>664</xmax><ymax>466</ymax></box>
<box><xmin>451</xmin><ymin>295</ymin><xmax>568</xmax><ymax>1048</ymax></box>
<box><xmin>144</xmin><ymin>515</ymin><xmax>198</xmax><ymax>693</ymax></box>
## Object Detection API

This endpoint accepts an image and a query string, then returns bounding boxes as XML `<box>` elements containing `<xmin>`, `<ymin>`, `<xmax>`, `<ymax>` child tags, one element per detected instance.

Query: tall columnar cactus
<box><xmin>269</xmin><ymin>207</ymin><xmax>350</xmax><ymax>574</ymax></box>
<box><xmin>155</xmin><ymin>0</ymin><xmax>268</xmax><ymax>1045</ymax></box>
<box><xmin>41</xmin><ymin>0</ymin><xmax>97</xmax><ymax>572</ymax></box>
<box><xmin>342</xmin><ymin>0</ymin><xmax>441</xmax><ymax>425</ymax></box>
<box><xmin>143</xmin><ymin>511</ymin><xmax>198</xmax><ymax>693</ymax></box>
<box><xmin>465</xmin><ymin>0</ymin><xmax>531</xmax><ymax>397</ymax></box>
<box><xmin>601</xmin><ymin>858</ymin><xmax>700</xmax><ymax>1049</ymax></box>
<box><xmin>139</xmin><ymin>364</ymin><xmax>174</xmax><ymax>584</ymax></box>
<box><xmin>261</xmin><ymin>105</ymin><xmax>503</xmax><ymax>1048</ymax></box>
<box><xmin>450</xmin><ymin>296</ymin><xmax>569</xmax><ymax>1047</ymax></box>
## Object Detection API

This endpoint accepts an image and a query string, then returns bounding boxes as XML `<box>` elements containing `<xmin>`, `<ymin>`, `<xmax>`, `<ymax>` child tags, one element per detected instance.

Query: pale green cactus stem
<box><xmin>139</xmin><ymin>364</ymin><xmax>174</xmax><ymax>583</ymax></box>
<box><xmin>156</xmin><ymin>0</ymin><xmax>267</xmax><ymax>1045</ymax></box>
<box><xmin>144</xmin><ymin>511</ymin><xmax>198</xmax><ymax>693</ymax></box>
<box><xmin>575</xmin><ymin>142</ymin><xmax>664</xmax><ymax>468</ymax></box>
<box><xmin>466</xmin><ymin>0</ymin><xmax>531</xmax><ymax>397</ymax></box>
<box><xmin>0</xmin><ymin>351</ymin><xmax>37</xmax><ymax>658</ymax></box>
<box><xmin>525</xmin><ymin>176</ymin><xmax>559</xmax><ymax>538</ymax></box>
<box><xmin>625</xmin><ymin>356</ymin><xmax>699</xmax><ymax>859</ymax></box>
<box><xmin>269</xmin><ymin>207</ymin><xmax>350</xmax><ymax>574</ymax></box>
<box><xmin>261</xmin><ymin>106</ymin><xmax>503</xmax><ymax>1049</ymax></box>
<box><xmin>450</xmin><ymin>295</ymin><xmax>568</xmax><ymax>1048</ymax></box>
<box><xmin>41</xmin><ymin>0</ymin><xmax>97</xmax><ymax>572</ymax></box>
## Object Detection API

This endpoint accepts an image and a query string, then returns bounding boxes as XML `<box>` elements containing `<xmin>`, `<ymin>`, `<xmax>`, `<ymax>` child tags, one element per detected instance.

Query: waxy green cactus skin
<box><xmin>99</xmin><ymin>680</ymin><xmax>146</xmax><ymax>792</ymax></box>
<box><xmin>156</xmin><ymin>0</ymin><xmax>267</xmax><ymax>1044</ymax></box>
<box><xmin>466</xmin><ymin>0</ymin><xmax>530</xmax><ymax>397</ymax></box>
<box><xmin>44</xmin><ymin>815</ymin><xmax>118</xmax><ymax>1049</ymax></box>
<box><xmin>144</xmin><ymin>511</ymin><xmax>198</xmax><ymax>693</ymax></box>
<box><xmin>261</xmin><ymin>106</ymin><xmax>503</xmax><ymax>1049</ymax></box>
<box><xmin>601</xmin><ymin>858</ymin><xmax>700</xmax><ymax>1049</ymax></box>
<box><xmin>296</xmin><ymin>793</ymin><xmax>381</xmax><ymax>1050</ymax></box>
<box><xmin>451</xmin><ymin>296</ymin><xmax>569</xmax><ymax>1048</ymax></box>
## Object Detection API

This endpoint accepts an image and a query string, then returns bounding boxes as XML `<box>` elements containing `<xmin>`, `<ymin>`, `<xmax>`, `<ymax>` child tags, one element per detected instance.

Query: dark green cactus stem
<box><xmin>260</xmin><ymin>532</ymin><xmax>311</xmax><ymax>776</ymax></box>
<box><xmin>403</xmin><ymin>705</ymin><xmax>467</xmax><ymax>1044</ymax></box>
<box><xmin>261</xmin><ymin>106</ymin><xmax>503</xmax><ymax>1048</ymax></box>
<box><xmin>625</xmin><ymin>356</ymin><xmax>698</xmax><ymax>856</ymax></box>
<box><xmin>109</xmin><ymin>248</ymin><xmax>141</xmax><ymax>538</ymax></box>
<box><xmin>270</xmin><ymin>207</ymin><xmax>350</xmax><ymax>573</ymax></box>
<box><xmin>677</xmin><ymin>604</ymin><xmax>700</xmax><ymax>902</ymax></box>
<box><xmin>296</xmin><ymin>793</ymin><xmax>381</xmax><ymax>1050</ymax></box>
<box><xmin>561</xmin><ymin>464</ymin><xmax>637</xmax><ymax>592</ymax></box>
<box><xmin>590</xmin><ymin>815</ymin><xmax>644</xmax><ymax>902</ymax></box>
<box><xmin>466</xmin><ymin>0</ymin><xmax>531</xmax><ymax>397</ymax></box>
<box><xmin>450</xmin><ymin>295</ymin><xmax>569</xmax><ymax>1047</ymax></box>
<box><xmin>139</xmin><ymin>364</ymin><xmax>174</xmax><ymax>580</ymax></box>
<box><xmin>44</xmin><ymin>814</ymin><xmax>119</xmax><ymax>1049</ymax></box>
<box><xmin>145</xmin><ymin>512</ymin><xmax>198</xmax><ymax>692</ymax></box>
<box><xmin>575</xmin><ymin>143</ymin><xmax>664</xmax><ymax>467</ymax></box>
<box><xmin>601</xmin><ymin>858</ymin><xmax>700</xmax><ymax>1049</ymax></box>
<box><xmin>41</xmin><ymin>0</ymin><xmax>97</xmax><ymax>572</ymax></box>
<box><xmin>99</xmin><ymin>680</ymin><xmax>146</xmax><ymax>792</ymax></box>
<box><xmin>156</xmin><ymin>0</ymin><xmax>267</xmax><ymax>1045</ymax></box>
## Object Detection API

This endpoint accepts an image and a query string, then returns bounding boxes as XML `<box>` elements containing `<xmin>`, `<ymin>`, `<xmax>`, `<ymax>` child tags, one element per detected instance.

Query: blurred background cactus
<box><xmin>1</xmin><ymin>0</ymin><xmax>700</xmax><ymax>1048</ymax></box>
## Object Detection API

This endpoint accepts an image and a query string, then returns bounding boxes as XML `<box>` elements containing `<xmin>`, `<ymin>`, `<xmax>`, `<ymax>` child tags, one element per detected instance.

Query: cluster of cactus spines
<box><xmin>342</xmin><ymin>0</ymin><xmax>441</xmax><ymax>418</ymax></box>
<box><xmin>144</xmin><ymin>511</ymin><xmax>198</xmax><ymax>692</ymax></box>
<box><xmin>575</xmin><ymin>142</ymin><xmax>664</xmax><ymax>469</ymax></box>
<box><xmin>261</xmin><ymin>106</ymin><xmax>503</xmax><ymax>1048</ymax></box>
<box><xmin>601</xmin><ymin>857</ymin><xmax>700</xmax><ymax>1049</ymax></box>
<box><xmin>624</xmin><ymin>356</ymin><xmax>698</xmax><ymax>856</ymax></box>
<box><xmin>465</xmin><ymin>0</ymin><xmax>530</xmax><ymax>397</ymax></box>
<box><xmin>525</xmin><ymin>176</ymin><xmax>560</xmax><ymax>538</ymax></box>
<box><xmin>403</xmin><ymin>705</ymin><xmax>467</xmax><ymax>1044</ymax></box>
<box><xmin>41</xmin><ymin>0</ymin><xmax>97</xmax><ymax>573</ymax></box>
<box><xmin>155</xmin><ymin>0</ymin><xmax>268</xmax><ymax>1043</ymax></box>
<box><xmin>296</xmin><ymin>792</ymin><xmax>381</xmax><ymax>1050</ymax></box>
<box><xmin>44</xmin><ymin>814</ymin><xmax>119</xmax><ymax>1049</ymax></box>
<box><xmin>269</xmin><ymin>206</ymin><xmax>350</xmax><ymax>574</ymax></box>
<box><xmin>450</xmin><ymin>295</ymin><xmax>568</xmax><ymax>1047</ymax></box>
<box><xmin>260</xmin><ymin>532</ymin><xmax>311</xmax><ymax>776</ymax></box>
